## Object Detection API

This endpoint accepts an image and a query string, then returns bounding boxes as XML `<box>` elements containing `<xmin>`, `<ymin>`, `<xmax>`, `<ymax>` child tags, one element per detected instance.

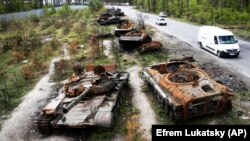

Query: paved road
<box><xmin>116</xmin><ymin>6</ymin><xmax>250</xmax><ymax>78</ymax></box>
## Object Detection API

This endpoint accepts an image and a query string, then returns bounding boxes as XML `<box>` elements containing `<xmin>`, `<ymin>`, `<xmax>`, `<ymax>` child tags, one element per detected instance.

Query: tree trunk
<box><xmin>148</xmin><ymin>0</ymin><xmax>151</xmax><ymax>12</ymax></box>
<box><xmin>166</xmin><ymin>0</ymin><xmax>169</xmax><ymax>15</ymax></box>
<box><xmin>187</xmin><ymin>0</ymin><xmax>189</xmax><ymax>11</ymax></box>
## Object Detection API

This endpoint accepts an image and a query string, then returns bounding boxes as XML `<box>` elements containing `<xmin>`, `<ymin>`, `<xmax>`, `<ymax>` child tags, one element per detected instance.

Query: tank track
<box><xmin>35</xmin><ymin>115</ymin><xmax>54</xmax><ymax>134</ymax></box>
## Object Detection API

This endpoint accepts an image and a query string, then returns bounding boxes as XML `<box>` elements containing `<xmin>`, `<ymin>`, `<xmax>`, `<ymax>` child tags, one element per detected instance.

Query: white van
<box><xmin>198</xmin><ymin>26</ymin><xmax>240</xmax><ymax>57</ymax></box>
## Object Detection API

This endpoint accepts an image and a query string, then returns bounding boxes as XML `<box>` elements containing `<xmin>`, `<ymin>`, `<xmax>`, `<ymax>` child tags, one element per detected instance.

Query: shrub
<box><xmin>12</xmin><ymin>51</ymin><xmax>25</xmax><ymax>62</ymax></box>
<box><xmin>74</xmin><ymin>21</ymin><xmax>86</xmax><ymax>35</ymax></box>
<box><xmin>41</xmin><ymin>18</ymin><xmax>53</xmax><ymax>29</ymax></box>
<box><xmin>0</xmin><ymin>17</ymin><xmax>9</xmax><ymax>32</ymax></box>
<box><xmin>54</xmin><ymin>20</ymin><xmax>63</xmax><ymax>29</ymax></box>
<box><xmin>58</xmin><ymin>4</ymin><xmax>72</xmax><ymax>17</ymax></box>
<box><xmin>54</xmin><ymin>59</ymin><xmax>68</xmax><ymax>76</ymax></box>
<box><xmin>49</xmin><ymin>6</ymin><xmax>57</xmax><ymax>15</ymax></box>
<box><xmin>63</xmin><ymin>26</ymin><xmax>70</xmax><ymax>35</ymax></box>
<box><xmin>89</xmin><ymin>0</ymin><xmax>103</xmax><ymax>11</ymax></box>
<box><xmin>3</xmin><ymin>35</ymin><xmax>21</xmax><ymax>52</ymax></box>
<box><xmin>50</xmin><ymin>37</ymin><xmax>61</xmax><ymax>50</ymax></box>
<box><xmin>21</xmin><ymin>65</ymin><xmax>34</xmax><ymax>80</ymax></box>
<box><xmin>43</xmin><ymin>44</ymin><xmax>53</xmax><ymax>56</ymax></box>
<box><xmin>29</xmin><ymin>15</ymin><xmax>40</xmax><ymax>23</ymax></box>
<box><xmin>69</xmin><ymin>40</ymin><xmax>78</xmax><ymax>55</ymax></box>
<box><xmin>43</xmin><ymin>6</ymin><xmax>49</xmax><ymax>17</ymax></box>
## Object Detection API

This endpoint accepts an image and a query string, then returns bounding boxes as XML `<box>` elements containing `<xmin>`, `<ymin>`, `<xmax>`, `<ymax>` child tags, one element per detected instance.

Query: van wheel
<box><xmin>199</xmin><ymin>42</ymin><xmax>203</xmax><ymax>49</ymax></box>
<box><xmin>217</xmin><ymin>51</ymin><xmax>222</xmax><ymax>58</ymax></box>
<box><xmin>234</xmin><ymin>53</ymin><xmax>239</xmax><ymax>58</ymax></box>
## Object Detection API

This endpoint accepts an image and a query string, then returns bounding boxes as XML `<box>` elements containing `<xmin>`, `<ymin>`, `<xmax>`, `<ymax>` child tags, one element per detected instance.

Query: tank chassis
<box><xmin>34</xmin><ymin>64</ymin><xmax>130</xmax><ymax>133</ymax></box>
<box><xmin>143</xmin><ymin>60</ymin><xmax>234</xmax><ymax>121</ymax></box>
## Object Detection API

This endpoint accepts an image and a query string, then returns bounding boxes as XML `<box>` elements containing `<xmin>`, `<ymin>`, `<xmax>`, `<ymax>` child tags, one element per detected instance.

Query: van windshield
<box><xmin>218</xmin><ymin>35</ymin><xmax>236</xmax><ymax>44</ymax></box>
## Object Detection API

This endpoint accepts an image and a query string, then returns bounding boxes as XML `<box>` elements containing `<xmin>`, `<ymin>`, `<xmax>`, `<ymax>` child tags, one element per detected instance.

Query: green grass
<box><xmin>232</xmin><ymin>29</ymin><xmax>250</xmax><ymax>41</ymax></box>
<box><xmin>93</xmin><ymin>57</ymin><xmax>113</xmax><ymax>65</ymax></box>
<box><xmin>141</xmin><ymin>82</ymin><xmax>173</xmax><ymax>125</ymax></box>
<box><xmin>137</xmin><ymin>50</ymin><xmax>168</xmax><ymax>67</ymax></box>
<box><xmin>0</xmin><ymin>51</ymin><xmax>12</xmax><ymax>69</ymax></box>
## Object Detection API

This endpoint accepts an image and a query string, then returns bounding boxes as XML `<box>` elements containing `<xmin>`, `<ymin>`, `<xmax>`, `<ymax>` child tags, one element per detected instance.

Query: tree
<box><xmin>136</xmin><ymin>12</ymin><xmax>147</xmax><ymax>29</ymax></box>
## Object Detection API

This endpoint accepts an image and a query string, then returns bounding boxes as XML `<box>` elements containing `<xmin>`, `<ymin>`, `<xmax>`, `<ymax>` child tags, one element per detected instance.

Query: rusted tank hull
<box><xmin>34</xmin><ymin>65</ymin><xmax>130</xmax><ymax>133</ymax></box>
<box><xmin>119</xmin><ymin>32</ymin><xmax>152</xmax><ymax>50</ymax></box>
<box><xmin>114</xmin><ymin>22</ymin><xmax>134</xmax><ymax>37</ymax></box>
<box><xmin>143</xmin><ymin>61</ymin><xmax>233</xmax><ymax>121</ymax></box>
<box><xmin>138</xmin><ymin>41</ymin><xmax>162</xmax><ymax>53</ymax></box>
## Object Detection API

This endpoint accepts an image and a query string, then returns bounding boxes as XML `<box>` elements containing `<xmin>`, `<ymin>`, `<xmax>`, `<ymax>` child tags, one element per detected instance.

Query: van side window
<box><xmin>214</xmin><ymin>36</ymin><xmax>218</xmax><ymax>44</ymax></box>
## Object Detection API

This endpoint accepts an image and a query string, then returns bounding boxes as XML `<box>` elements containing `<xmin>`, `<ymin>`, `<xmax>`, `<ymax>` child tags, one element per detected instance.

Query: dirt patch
<box><xmin>103</xmin><ymin>40</ymin><xmax>113</xmax><ymax>59</ymax></box>
<box><xmin>127</xmin><ymin>66</ymin><xmax>157</xmax><ymax>141</ymax></box>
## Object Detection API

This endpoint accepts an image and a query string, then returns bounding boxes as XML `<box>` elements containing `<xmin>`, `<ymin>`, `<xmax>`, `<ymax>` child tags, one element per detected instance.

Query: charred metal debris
<box><xmin>97</xmin><ymin>7</ymin><xmax>162</xmax><ymax>53</ymax></box>
<box><xmin>143</xmin><ymin>59</ymin><xmax>234</xmax><ymax>121</ymax></box>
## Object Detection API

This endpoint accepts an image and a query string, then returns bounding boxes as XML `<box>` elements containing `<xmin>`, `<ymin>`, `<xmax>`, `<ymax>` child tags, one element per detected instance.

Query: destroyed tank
<box><xmin>138</xmin><ymin>41</ymin><xmax>162</xmax><ymax>53</ymax></box>
<box><xmin>143</xmin><ymin>60</ymin><xmax>233</xmax><ymax>121</ymax></box>
<box><xmin>34</xmin><ymin>64</ymin><xmax>130</xmax><ymax>133</ymax></box>
<box><xmin>114</xmin><ymin>21</ymin><xmax>135</xmax><ymax>37</ymax></box>
<box><xmin>119</xmin><ymin>30</ymin><xmax>152</xmax><ymax>50</ymax></box>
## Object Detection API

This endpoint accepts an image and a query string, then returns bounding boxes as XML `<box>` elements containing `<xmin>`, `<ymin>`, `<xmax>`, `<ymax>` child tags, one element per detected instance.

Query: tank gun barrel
<box><xmin>63</xmin><ymin>87</ymin><xmax>91</xmax><ymax>113</ymax></box>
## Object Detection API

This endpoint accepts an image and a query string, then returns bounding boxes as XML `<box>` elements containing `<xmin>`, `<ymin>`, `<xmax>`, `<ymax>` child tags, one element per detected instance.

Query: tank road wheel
<box><xmin>169</xmin><ymin>109</ymin><xmax>176</xmax><ymax>121</ymax></box>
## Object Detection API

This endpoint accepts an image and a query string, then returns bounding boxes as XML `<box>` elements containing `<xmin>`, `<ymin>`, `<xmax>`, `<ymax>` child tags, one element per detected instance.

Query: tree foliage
<box><xmin>89</xmin><ymin>0</ymin><xmax>103</xmax><ymax>11</ymax></box>
<box><xmin>133</xmin><ymin>0</ymin><xmax>250</xmax><ymax>26</ymax></box>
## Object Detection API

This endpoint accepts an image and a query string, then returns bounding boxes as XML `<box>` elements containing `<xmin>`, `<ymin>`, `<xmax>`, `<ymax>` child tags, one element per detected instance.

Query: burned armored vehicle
<box><xmin>97</xmin><ymin>16</ymin><xmax>122</xmax><ymax>26</ymax></box>
<box><xmin>34</xmin><ymin>64</ymin><xmax>130</xmax><ymax>133</ymax></box>
<box><xmin>138</xmin><ymin>41</ymin><xmax>162</xmax><ymax>53</ymax></box>
<box><xmin>114</xmin><ymin>21</ymin><xmax>135</xmax><ymax>37</ymax></box>
<box><xmin>119</xmin><ymin>30</ymin><xmax>152</xmax><ymax>50</ymax></box>
<box><xmin>107</xmin><ymin>7</ymin><xmax>125</xmax><ymax>16</ymax></box>
<box><xmin>143</xmin><ymin>60</ymin><xmax>233</xmax><ymax>121</ymax></box>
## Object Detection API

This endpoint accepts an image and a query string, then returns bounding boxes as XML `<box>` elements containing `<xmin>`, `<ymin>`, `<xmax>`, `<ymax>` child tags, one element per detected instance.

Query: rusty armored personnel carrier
<box><xmin>138</xmin><ymin>41</ymin><xmax>162</xmax><ymax>53</ymax></box>
<box><xmin>114</xmin><ymin>21</ymin><xmax>135</xmax><ymax>37</ymax></box>
<box><xmin>34</xmin><ymin>64</ymin><xmax>129</xmax><ymax>133</ymax></box>
<box><xmin>143</xmin><ymin>60</ymin><xmax>233</xmax><ymax>121</ymax></box>
<box><xmin>119</xmin><ymin>30</ymin><xmax>152</xmax><ymax>50</ymax></box>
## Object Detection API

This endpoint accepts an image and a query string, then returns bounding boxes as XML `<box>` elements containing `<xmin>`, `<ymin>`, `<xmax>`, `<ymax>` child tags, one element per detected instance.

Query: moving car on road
<box><xmin>198</xmin><ymin>26</ymin><xmax>240</xmax><ymax>58</ymax></box>
<box><xmin>156</xmin><ymin>18</ymin><xmax>167</xmax><ymax>26</ymax></box>
<box><xmin>159</xmin><ymin>12</ymin><xmax>167</xmax><ymax>17</ymax></box>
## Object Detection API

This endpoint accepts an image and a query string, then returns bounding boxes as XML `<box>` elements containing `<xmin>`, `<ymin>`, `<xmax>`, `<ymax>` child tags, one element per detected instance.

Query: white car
<box><xmin>156</xmin><ymin>18</ymin><xmax>167</xmax><ymax>26</ymax></box>
<box><xmin>159</xmin><ymin>12</ymin><xmax>167</xmax><ymax>17</ymax></box>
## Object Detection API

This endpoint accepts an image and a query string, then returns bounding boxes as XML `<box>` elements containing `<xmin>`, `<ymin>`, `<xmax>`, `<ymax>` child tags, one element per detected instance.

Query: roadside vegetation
<box><xmin>0</xmin><ymin>4</ymin><xmax>111</xmax><ymax>125</ymax></box>
<box><xmin>132</xmin><ymin>0</ymin><xmax>250</xmax><ymax>40</ymax></box>
<box><xmin>0</xmin><ymin>2</ymin><xmax>146</xmax><ymax>140</ymax></box>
